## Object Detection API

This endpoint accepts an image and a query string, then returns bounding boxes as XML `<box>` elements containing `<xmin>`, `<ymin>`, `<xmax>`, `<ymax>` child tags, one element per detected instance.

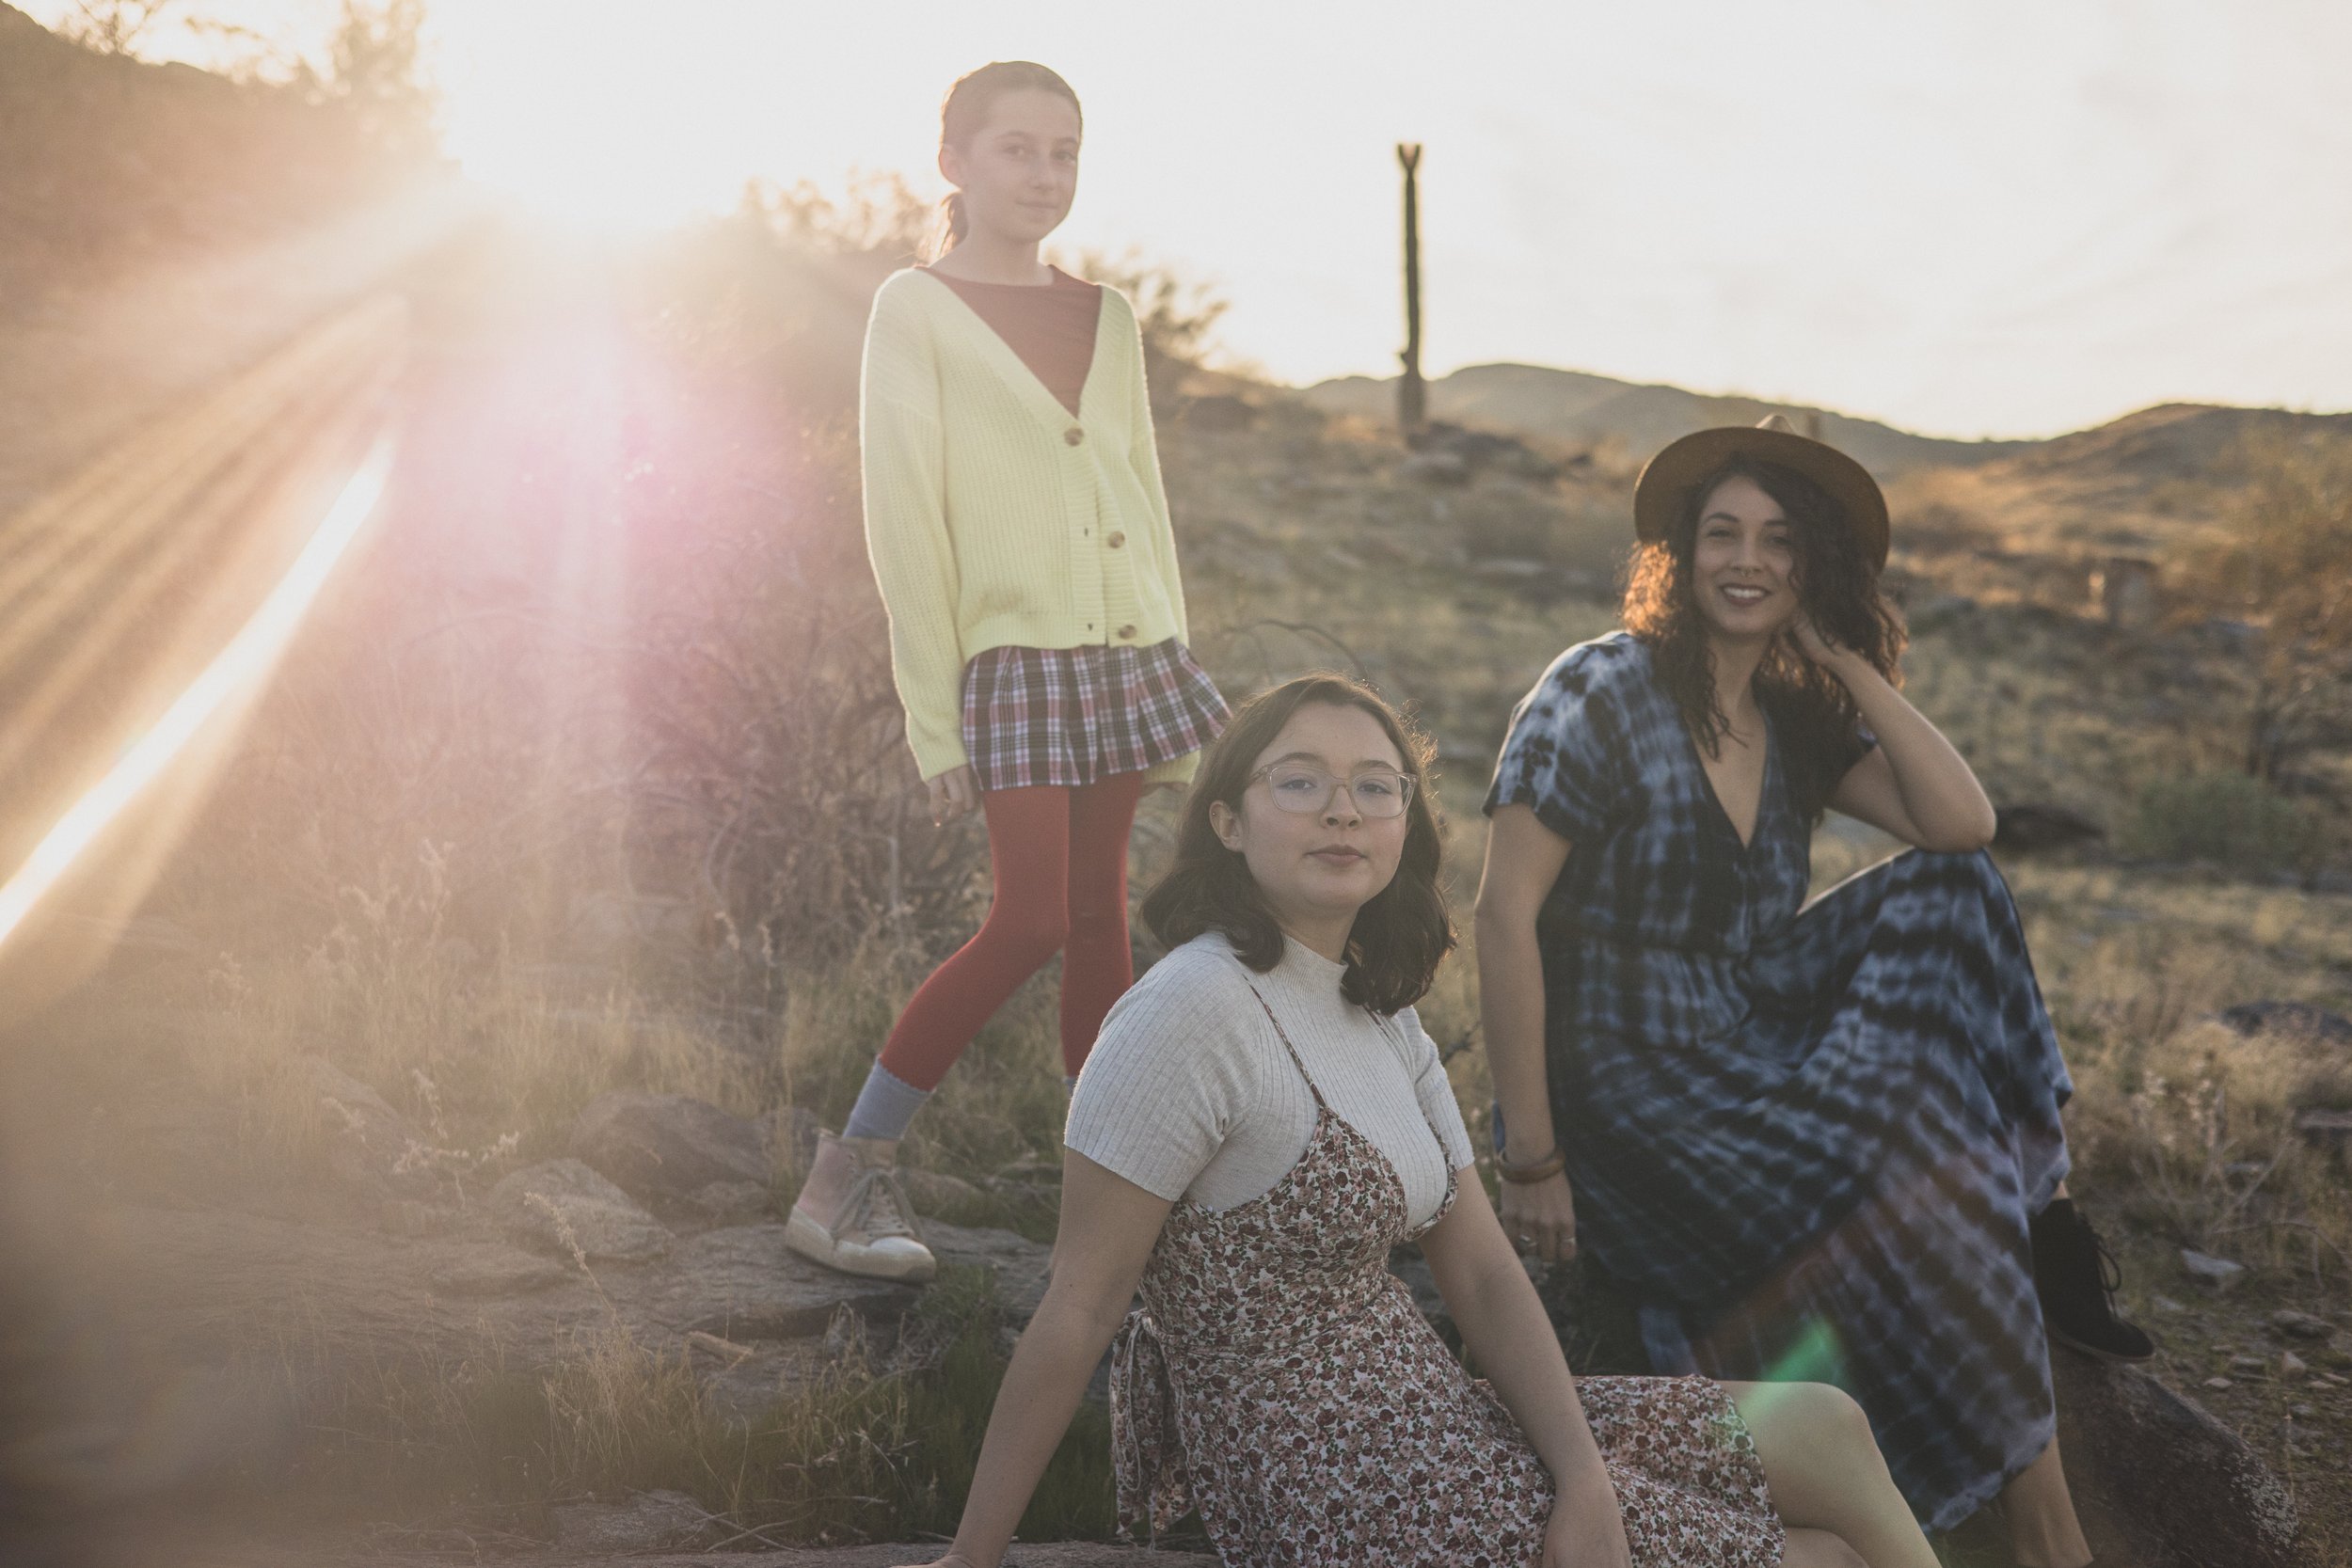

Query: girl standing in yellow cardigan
<box><xmin>787</xmin><ymin>61</ymin><xmax>1229</xmax><ymax>1281</ymax></box>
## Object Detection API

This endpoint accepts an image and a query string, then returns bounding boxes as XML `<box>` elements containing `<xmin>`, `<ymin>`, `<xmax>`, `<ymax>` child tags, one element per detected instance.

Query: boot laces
<box><xmin>2086</xmin><ymin>1220</ymin><xmax>2122</xmax><ymax>1299</ymax></box>
<box><xmin>2067</xmin><ymin>1210</ymin><xmax>2124</xmax><ymax>1313</ymax></box>
<box><xmin>837</xmin><ymin>1164</ymin><xmax>920</xmax><ymax>1244</ymax></box>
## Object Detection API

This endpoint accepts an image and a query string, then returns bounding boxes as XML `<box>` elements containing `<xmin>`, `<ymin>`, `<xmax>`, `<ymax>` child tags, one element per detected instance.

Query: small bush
<box><xmin>2022</xmin><ymin>871</ymin><xmax>2352</xmax><ymax>1288</ymax></box>
<box><xmin>2119</xmin><ymin>770</ymin><xmax>2320</xmax><ymax>871</ymax></box>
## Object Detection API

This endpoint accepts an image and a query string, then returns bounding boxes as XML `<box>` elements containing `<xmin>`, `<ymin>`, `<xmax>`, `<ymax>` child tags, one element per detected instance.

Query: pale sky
<box><xmin>35</xmin><ymin>0</ymin><xmax>2352</xmax><ymax>437</ymax></box>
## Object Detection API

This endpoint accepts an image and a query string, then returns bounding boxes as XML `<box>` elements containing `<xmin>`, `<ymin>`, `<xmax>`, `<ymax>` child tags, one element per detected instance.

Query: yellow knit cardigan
<box><xmin>860</xmin><ymin>267</ymin><xmax>1198</xmax><ymax>784</ymax></box>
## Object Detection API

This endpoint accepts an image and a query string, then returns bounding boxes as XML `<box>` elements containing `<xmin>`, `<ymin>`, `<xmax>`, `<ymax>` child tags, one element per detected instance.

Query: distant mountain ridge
<box><xmin>1302</xmin><ymin>362</ymin><xmax>2040</xmax><ymax>478</ymax></box>
<box><xmin>1304</xmin><ymin>362</ymin><xmax>2352</xmax><ymax>482</ymax></box>
<box><xmin>1303</xmin><ymin>361</ymin><xmax>2352</xmax><ymax>554</ymax></box>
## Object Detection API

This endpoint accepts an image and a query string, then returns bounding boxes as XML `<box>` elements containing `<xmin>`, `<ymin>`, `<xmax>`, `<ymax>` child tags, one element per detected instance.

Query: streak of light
<box><xmin>0</xmin><ymin>432</ymin><xmax>397</xmax><ymax>950</ymax></box>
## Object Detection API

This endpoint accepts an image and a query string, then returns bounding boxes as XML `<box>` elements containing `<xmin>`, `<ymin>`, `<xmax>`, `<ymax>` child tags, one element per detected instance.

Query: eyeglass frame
<box><xmin>1244</xmin><ymin>761</ymin><xmax>1418</xmax><ymax>818</ymax></box>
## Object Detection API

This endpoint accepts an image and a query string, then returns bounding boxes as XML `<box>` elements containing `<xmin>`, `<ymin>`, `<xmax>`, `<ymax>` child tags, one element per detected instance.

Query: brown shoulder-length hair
<box><xmin>1139</xmin><ymin>674</ymin><xmax>1454</xmax><ymax>1015</ymax></box>
<box><xmin>1622</xmin><ymin>454</ymin><xmax>1908</xmax><ymax>820</ymax></box>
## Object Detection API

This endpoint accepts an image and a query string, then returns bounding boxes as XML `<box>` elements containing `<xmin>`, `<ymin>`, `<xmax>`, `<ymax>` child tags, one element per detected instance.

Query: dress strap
<box><xmin>1239</xmin><ymin>979</ymin><xmax>1329</xmax><ymax>1111</ymax></box>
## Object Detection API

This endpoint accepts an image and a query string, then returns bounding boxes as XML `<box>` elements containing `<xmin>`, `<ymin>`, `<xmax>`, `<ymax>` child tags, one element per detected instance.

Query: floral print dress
<box><xmin>1108</xmin><ymin>979</ymin><xmax>1784</xmax><ymax>1568</ymax></box>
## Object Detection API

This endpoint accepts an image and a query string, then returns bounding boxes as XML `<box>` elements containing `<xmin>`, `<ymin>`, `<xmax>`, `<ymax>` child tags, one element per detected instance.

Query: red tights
<box><xmin>876</xmin><ymin>773</ymin><xmax>1146</xmax><ymax>1090</ymax></box>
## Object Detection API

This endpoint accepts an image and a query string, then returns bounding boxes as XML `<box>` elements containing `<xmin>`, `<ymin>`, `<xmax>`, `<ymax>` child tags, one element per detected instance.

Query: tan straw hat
<box><xmin>1631</xmin><ymin>415</ymin><xmax>1890</xmax><ymax>568</ymax></box>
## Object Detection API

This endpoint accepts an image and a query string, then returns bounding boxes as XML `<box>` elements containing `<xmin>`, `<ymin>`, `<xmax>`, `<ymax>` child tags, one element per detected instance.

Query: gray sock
<box><xmin>842</xmin><ymin>1059</ymin><xmax>930</xmax><ymax>1141</ymax></box>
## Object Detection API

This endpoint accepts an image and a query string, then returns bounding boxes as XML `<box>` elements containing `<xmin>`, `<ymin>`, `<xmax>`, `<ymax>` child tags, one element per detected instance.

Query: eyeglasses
<box><xmin>1248</xmin><ymin>763</ymin><xmax>1416</xmax><ymax>819</ymax></box>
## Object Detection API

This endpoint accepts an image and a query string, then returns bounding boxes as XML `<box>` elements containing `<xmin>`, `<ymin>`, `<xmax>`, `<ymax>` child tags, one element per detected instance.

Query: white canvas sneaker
<box><xmin>784</xmin><ymin>1131</ymin><xmax>937</xmax><ymax>1282</ymax></box>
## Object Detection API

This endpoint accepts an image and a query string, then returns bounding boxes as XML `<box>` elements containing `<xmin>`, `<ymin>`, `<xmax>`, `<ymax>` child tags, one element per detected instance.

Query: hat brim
<box><xmin>1632</xmin><ymin>426</ymin><xmax>1889</xmax><ymax>568</ymax></box>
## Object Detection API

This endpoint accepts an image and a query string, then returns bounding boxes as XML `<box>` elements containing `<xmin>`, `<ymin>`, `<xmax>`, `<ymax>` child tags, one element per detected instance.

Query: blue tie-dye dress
<box><xmin>1485</xmin><ymin>630</ymin><xmax>2073</xmax><ymax>1532</ymax></box>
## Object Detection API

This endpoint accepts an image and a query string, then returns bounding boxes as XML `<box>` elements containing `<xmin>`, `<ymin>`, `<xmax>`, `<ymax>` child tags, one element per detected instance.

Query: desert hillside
<box><xmin>1305</xmin><ymin>360</ymin><xmax>2036</xmax><ymax>475</ymax></box>
<box><xmin>1</xmin><ymin>16</ymin><xmax>2348</xmax><ymax>1568</ymax></box>
<box><xmin>1311</xmin><ymin>361</ymin><xmax>2352</xmax><ymax>555</ymax></box>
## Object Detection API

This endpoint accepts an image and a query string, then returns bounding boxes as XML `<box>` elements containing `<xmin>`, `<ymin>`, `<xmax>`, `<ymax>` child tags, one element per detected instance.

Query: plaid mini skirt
<box><xmin>961</xmin><ymin>639</ymin><xmax>1230</xmax><ymax>792</ymax></box>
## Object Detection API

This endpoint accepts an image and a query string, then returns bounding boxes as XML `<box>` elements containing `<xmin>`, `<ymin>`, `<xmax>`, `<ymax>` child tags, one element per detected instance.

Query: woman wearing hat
<box><xmin>1472</xmin><ymin>419</ymin><xmax>2146</xmax><ymax>1566</ymax></box>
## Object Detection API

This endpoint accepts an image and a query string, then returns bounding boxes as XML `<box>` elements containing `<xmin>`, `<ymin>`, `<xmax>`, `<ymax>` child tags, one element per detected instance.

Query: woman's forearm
<box><xmin>947</xmin><ymin>1286</ymin><xmax>1129</xmax><ymax>1568</ymax></box>
<box><xmin>1475</xmin><ymin>909</ymin><xmax>1557</xmax><ymax>1161</ymax></box>
<box><xmin>1833</xmin><ymin>656</ymin><xmax>1996</xmax><ymax>847</ymax></box>
<box><xmin>1449</xmin><ymin>1252</ymin><xmax>1609</xmax><ymax>1491</ymax></box>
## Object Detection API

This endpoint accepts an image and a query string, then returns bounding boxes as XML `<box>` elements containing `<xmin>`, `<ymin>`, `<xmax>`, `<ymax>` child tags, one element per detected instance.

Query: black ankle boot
<box><xmin>2031</xmin><ymin>1197</ymin><xmax>2154</xmax><ymax>1363</ymax></box>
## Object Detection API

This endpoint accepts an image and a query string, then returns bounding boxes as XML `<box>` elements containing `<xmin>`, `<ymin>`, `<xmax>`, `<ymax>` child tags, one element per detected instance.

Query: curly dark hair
<box><xmin>1138</xmin><ymin>674</ymin><xmax>1454</xmax><ymax>1014</ymax></box>
<box><xmin>1622</xmin><ymin>454</ymin><xmax>1908</xmax><ymax>820</ymax></box>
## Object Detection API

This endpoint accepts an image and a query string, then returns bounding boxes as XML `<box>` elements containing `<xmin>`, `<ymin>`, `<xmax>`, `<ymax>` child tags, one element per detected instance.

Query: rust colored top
<box><xmin>924</xmin><ymin>264</ymin><xmax>1104</xmax><ymax>416</ymax></box>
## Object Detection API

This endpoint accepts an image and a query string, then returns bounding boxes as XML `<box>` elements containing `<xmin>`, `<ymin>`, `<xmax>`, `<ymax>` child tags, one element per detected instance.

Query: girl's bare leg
<box><xmin>1997</xmin><ymin>1435</ymin><xmax>2091</xmax><ymax>1568</ymax></box>
<box><xmin>1781</xmin><ymin>1528</ymin><xmax>1867</xmax><ymax>1567</ymax></box>
<box><xmin>1724</xmin><ymin>1382</ymin><xmax>1939</xmax><ymax>1568</ymax></box>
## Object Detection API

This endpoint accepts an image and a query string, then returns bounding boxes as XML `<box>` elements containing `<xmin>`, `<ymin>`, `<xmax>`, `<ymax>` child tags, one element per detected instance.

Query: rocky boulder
<box><xmin>569</xmin><ymin>1092</ymin><xmax>773</xmax><ymax>1208</ymax></box>
<box><xmin>305</xmin><ymin>1058</ymin><xmax>432</xmax><ymax>1198</ymax></box>
<box><xmin>549</xmin><ymin>1488</ymin><xmax>715</xmax><ymax>1553</ymax></box>
<box><xmin>2217</xmin><ymin>1000</ymin><xmax>2352</xmax><ymax>1051</ymax></box>
<box><xmin>773</xmin><ymin>1103</ymin><xmax>822</xmax><ymax>1174</ymax></box>
<box><xmin>1992</xmin><ymin>802</ymin><xmax>2106</xmax><ymax>855</ymax></box>
<box><xmin>2050</xmin><ymin>1350</ymin><xmax>2298</xmax><ymax>1568</ymax></box>
<box><xmin>487</xmin><ymin>1159</ymin><xmax>671</xmax><ymax>1263</ymax></box>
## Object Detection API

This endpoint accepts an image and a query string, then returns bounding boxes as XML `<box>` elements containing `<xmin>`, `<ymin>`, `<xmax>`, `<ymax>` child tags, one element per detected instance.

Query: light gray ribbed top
<box><xmin>1065</xmin><ymin>932</ymin><xmax>1476</xmax><ymax>1226</ymax></box>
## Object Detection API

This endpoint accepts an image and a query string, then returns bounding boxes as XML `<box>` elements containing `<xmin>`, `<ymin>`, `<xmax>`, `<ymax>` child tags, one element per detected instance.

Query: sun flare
<box><xmin>445</xmin><ymin>103</ymin><xmax>764</xmax><ymax>233</ymax></box>
<box><xmin>431</xmin><ymin>4</ymin><xmax>864</xmax><ymax>234</ymax></box>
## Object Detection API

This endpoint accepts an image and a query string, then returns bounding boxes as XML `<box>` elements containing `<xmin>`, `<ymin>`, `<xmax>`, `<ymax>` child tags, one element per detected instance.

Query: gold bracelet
<box><xmin>1495</xmin><ymin>1146</ymin><xmax>1567</xmax><ymax>1184</ymax></box>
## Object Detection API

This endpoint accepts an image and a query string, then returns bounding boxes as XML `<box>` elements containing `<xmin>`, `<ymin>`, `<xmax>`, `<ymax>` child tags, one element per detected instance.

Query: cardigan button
<box><xmin>1116</xmin><ymin>624</ymin><xmax>1136</xmax><ymax>641</ymax></box>
<box><xmin>1106</xmin><ymin>531</ymin><xmax>1126</xmax><ymax>548</ymax></box>
<box><xmin>1064</xmin><ymin>427</ymin><xmax>1085</xmax><ymax>446</ymax></box>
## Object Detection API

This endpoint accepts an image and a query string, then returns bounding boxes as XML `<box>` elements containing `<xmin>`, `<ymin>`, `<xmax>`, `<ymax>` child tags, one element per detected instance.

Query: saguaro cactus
<box><xmin>1396</xmin><ymin>142</ymin><xmax>1425</xmax><ymax>437</ymax></box>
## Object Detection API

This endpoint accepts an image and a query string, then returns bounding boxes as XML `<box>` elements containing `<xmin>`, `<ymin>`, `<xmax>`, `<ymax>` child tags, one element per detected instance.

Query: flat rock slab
<box><xmin>425</xmin><ymin>1242</ymin><xmax>576</xmax><ymax>1298</ymax></box>
<box><xmin>81</xmin><ymin>1205</ymin><xmax>614</xmax><ymax>1370</ymax></box>
<box><xmin>532</xmin><ymin>1548</ymin><xmax>1217</xmax><ymax>1568</ymax></box>
<box><xmin>194</xmin><ymin>1544</ymin><xmax>1214</xmax><ymax>1568</ymax></box>
<box><xmin>550</xmin><ymin>1488</ymin><xmax>714</xmax><ymax>1553</ymax></box>
<box><xmin>612</xmin><ymin>1221</ymin><xmax>918</xmax><ymax>1339</ymax></box>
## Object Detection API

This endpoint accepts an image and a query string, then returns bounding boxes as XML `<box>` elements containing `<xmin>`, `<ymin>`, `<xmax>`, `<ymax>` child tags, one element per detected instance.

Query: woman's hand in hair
<box><xmin>928</xmin><ymin>765</ymin><xmax>980</xmax><ymax>826</ymax></box>
<box><xmin>1785</xmin><ymin>611</ymin><xmax>1851</xmax><ymax>670</ymax></box>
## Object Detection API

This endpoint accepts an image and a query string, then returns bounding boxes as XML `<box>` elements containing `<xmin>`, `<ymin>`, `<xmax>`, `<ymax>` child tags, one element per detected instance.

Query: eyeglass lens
<box><xmin>1263</xmin><ymin>766</ymin><xmax>1412</xmax><ymax>816</ymax></box>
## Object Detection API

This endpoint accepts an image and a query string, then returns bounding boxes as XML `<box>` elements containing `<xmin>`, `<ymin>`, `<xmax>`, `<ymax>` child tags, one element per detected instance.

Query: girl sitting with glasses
<box><xmin>895</xmin><ymin>674</ymin><xmax>1941</xmax><ymax>1568</ymax></box>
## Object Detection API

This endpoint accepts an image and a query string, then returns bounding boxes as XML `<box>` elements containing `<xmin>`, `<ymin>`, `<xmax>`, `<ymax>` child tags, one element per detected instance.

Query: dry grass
<box><xmin>189</xmin><ymin>949</ymin><xmax>775</xmax><ymax>1172</ymax></box>
<box><xmin>299</xmin><ymin>1266</ymin><xmax>1112</xmax><ymax>1544</ymax></box>
<box><xmin>2015</xmin><ymin>865</ymin><xmax>2352</xmax><ymax>1278</ymax></box>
